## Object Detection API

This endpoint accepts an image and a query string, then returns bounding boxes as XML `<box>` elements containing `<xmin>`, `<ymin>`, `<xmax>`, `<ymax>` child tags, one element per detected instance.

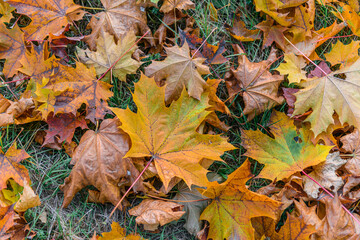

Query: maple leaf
<box><xmin>77</xmin><ymin>31</ymin><xmax>141</xmax><ymax>82</ymax></box>
<box><xmin>85</xmin><ymin>0</ymin><xmax>153</xmax><ymax>50</ymax></box>
<box><xmin>241</xmin><ymin>111</ymin><xmax>332</xmax><ymax>180</ymax></box>
<box><xmin>160</xmin><ymin>0</ymin><xmax>195</xmax><ymax>13</ymax></box>
<box><xmin>32</xmin><ymin>77</ymin><xmax>59</xmax><ymax>118</ymax></box>
<box><xmin>256</xmin><ymin>18</ymin><xmax>288</xmax><ymax>49</ymax></box>
<box><xmin>129</xmin><ymin>199</ymin><xmax>185</xmax><ymax>231</ymax></box>
<box><xmin>293</xmin><ymin>58</ymin><xmax>360</xmax><ymax>136</ymax></box>
<box><xmin>0</xmin><ymin>95</ymin><xmax>35</xmax><ymax>127</ymax></box>
<box><xmin>110</xmin><ymin>74</ymin><xmax>235</xmax><ymax>190</ymax></box>
<box><xmin>5</xmin><ymin>0</ymin><xmax>84</xmax><ymax>40</ymax></box>
<box><xmin>172</xmin><ymin>181</ymin><xmax>208</xmax><ymax>235</ymax></box>
<box><xmin>61</xmin><ymin>118</ymin><xmax>144</xmax><ymax>209</ymax></box>
<box><xmin>302</xmin><ymin>152</ymin><xmax>346</xmax><ymax>198</ymax></box>
<box><xmin>227</xmin><ymin>16</ymin><xmax>261</xmax><ymax>42</ymax></box>
<box><xmin>224</xmin><ymin>46</ymin><xmax>284</xmax><ymax>120</ymax></box>
<box><xmin>145</xmin><ymin>41</ymin><xmax>210</xmax><ymax>104</ymax></box>
<box><xmin>199</xmin><ymin>159</ymin><xmax>282</xmax><ymax>240</ymax></box>
<box><xmin>287</xmin><ymin>0</ymin><xmax>315</xmax><ymax>43</ymax></box>
<box><xmin>252</xmin><ymin>213</ymin><xmax>316</xmax><ymax>240</ymax></box>
<box><xmin>341</xmin><ymin>128</ymin><xmax>360</xmax><ymax>176</ymax></box>
<box><xmin>296</xmin><ymin>196</ymin><xmax>360</xmax><ymax>239</ymax></box>
<box><xmin>43</xmin><ymin>113</ymin><xmax>87</xmax><ymax>147</ymax></box>
<box><xmin>253</xmin><ymin>0</ymin><xmax>293</xmax><ymax>26</ymax></box>
<box><xmin>0</xmin><ymin>143</ymin><xmax>31</xmax><ymax>190</ymax></box>
<box><xmin>13</xmin><ymin>179</ymin><xmax>41</xmax><ymax>212</ymax></box>
<box><xmin>45</xmin><ymin>62</ymin><xmax>113</xmax><ymax>122</ymax></box>
<box><xmin>0</xmin><ymin>23</ymin><xmax>27</xmax><ymax>78</ymax></box>
<box><xmin>179</xmin><ymin>29</ymin><xmax>228</xmax><ymax>65</ymax></box>
<box><xmin>93</xmin><ymin>222</ymin><xmax>144</xmax><ymax>240</ymax></box>
<box><xmin>277</xmin><ymin>53</ymin><xmax>307</xmax><ymax>83</ymax></box>
<box><xmin>324</xmin><ymin>40</ymin><xmax>360</xmax><ymax>68</ymax></box>
<box><xmin>333</xmin><ymin>2</ymin><xmax>360</xmax><ymax>37</ymax></box>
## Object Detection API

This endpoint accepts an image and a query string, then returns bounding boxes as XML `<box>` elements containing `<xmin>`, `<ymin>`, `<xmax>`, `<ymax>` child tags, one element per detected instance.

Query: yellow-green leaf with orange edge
<box><xmin>241</xmin><ymin>111</ymin><xmax>332</xmax><ymax>180</ymax></box>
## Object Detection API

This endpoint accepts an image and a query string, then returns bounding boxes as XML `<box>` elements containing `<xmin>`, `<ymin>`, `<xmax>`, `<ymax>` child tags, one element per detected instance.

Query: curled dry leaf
<box><xmin>145</xmin><ymin>41</ymin><xmax>210</xmax><ymax>104</ymax></box>
<box><xmin>293</xmin><ymin>58</ymin><xmax>360</xmax><ymax>137</ymax></box>
<box><xmin>60</xmin><ymin>118</ymin><xmax>145</xmax><ymax>209</ymax></box>
<box><xmin>77</xmin><ymin>31</ymin><xmax>141</xmax><ymax>82</ymax></box>
<box><xmin>225</xmin><ymin>46</ymin><xmax>284</xmax><ymax>120</ymax></box>
<box><xmin>302</xmin><ymin>152</ymin><xmax>346</xmax><ymax>199</ymax></box>
<box><xmin>296</xmin><ymin>195</ymin><xmax>360</xmax><ymax>239</ymax></box>
<box><xmin>199</xmin><ymin>159</ymin><xmax>282</xmax><ymax>240</ymax></box>
<box><xmin>111</xmin><ymin>74</ymin><xmax>235</xmax><ymax>191</ymax></box>
<box><xmin>241</xmin><ymin>111</ymin><xmax>332</xmax><ymax>181</ymax></box>
<box><xmin>85</xmin><ymin>0</ymin><xmax>153</xmax><ymax>50</ymax></box>
<box><xmin>14</xmin><ymin>179</ymin><xmax>41</xmax><ymax>213</ymax></box>
<box><xmin>5</xmin><ymin>0</ymin><xmax>85</xmax><ymax>40</ymax></box>
<box><xmin>0</xmin><ymin>95</ymin><xmax>35</xmax><ymax>127</ymax></box>
<box><xmin>227</xmin><ymin>17</ymin><xmax>261</xmax><ymax>42</ymax></box>
<box><xmin>129</xmin><ymin>199</ymin><xmax>185</xmax><ymax>231</ymax></box>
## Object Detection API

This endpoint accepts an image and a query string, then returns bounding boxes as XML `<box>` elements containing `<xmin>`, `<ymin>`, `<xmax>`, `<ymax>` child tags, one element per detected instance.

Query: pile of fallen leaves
<box><xmin>1</xmin><ymin>0</ymin><xmax>360</xmax><ymax>239</ymax></box>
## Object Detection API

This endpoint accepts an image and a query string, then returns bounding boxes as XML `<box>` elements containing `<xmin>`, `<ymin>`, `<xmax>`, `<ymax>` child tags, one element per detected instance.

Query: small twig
<box><xmin>109</xmin><ymin>157</ymin><xmax>154</xmax><ymax>218</ymax></box>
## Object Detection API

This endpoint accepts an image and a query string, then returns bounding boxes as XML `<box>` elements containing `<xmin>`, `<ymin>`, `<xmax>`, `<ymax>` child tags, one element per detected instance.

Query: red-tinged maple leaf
<box><xmin>5</xmin><ymin>0</ymin><xmax>85</xmax><ymax>40</ymax></box>
<box><xmin>241</xmin><ymin>111</ymin><xmax>332</xmax><ymax>181</ymax></box>
<box><xmin>110</xmin><ymin>74</ymin><xmax>235</xmax><ymax>191</ymax></box>
<box><xmin>43</xmin><ymin>113</ymin><xmax>88</xmax><ymax>147</ymax></box>
<box><xmin>179</xmin><ymin>29</ymin><xmax>228</xmax><ymax>65</ymax></box>
<box><xmin>0</xmin><ymin>143</ymin><xmax>31</xmax><ymax>190</ymax></box>
<box><xmin>0</xmin><ymin>23</ymin><xmax>27</xmax><ymax>78</ymax></box>
<box><xmin>199</xmin><ymin>159</ymin><xmax>282</xmax><ymax>240</ymax></box>
<box><xmin>256</xmin><ymin>18</ymin><xmax>288</xmax><ymax>49</ymax></box>
<box><xmin>160</xmin><ymin>0</ymin><xmax>195</xmax><ymax>13</ymax></box>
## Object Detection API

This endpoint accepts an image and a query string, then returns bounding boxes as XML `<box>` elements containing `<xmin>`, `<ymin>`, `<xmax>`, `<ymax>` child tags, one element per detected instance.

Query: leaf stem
<box><xmin>301</xmin><ymin>170</ymin><xmax>360</xmax><ymax>226</ymax></box>
<box><xmin>146</xmin><ymin>193</ymin><xmax>211</xmax><ymax>203</ymax></box>
<box><xmin>109</xmin><ymin>156</ymin><xmax>154</xmax><ymax>218</ymax></box>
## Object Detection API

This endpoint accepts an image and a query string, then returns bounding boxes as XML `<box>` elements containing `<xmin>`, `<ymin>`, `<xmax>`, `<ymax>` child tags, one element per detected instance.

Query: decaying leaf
<box><xmin>324</xmin><ymin>40</ymin><xmax>360</xmax><ymax>68</ymax></box>
<box><xmin>77</xmin><ymin>31</ymin><xmax>141</xmax><ymax>82</ymax></box>
<box><xmin>111</xmin><ymin>74</ymin><xmax>235</xmax><ymax>191</ymax></box>
<box><xmin>14</xmin><ymin>180</ymin><xmax>41</xmax><ymax>212</ymax></box>
<box><xmin>200</xmin><ymin>159</ymin><xmax>282</xmax><ymax>240</ymax></box>
<box><xmin>94</xmin><ymin>221</ymin><xmax>144</xmax><ymax>240</ymax></box>
<box><xmin>129</xmin><ymin>199</ymin><xmax>185</xmax><ymax>231</ymax></box>
<box><xmin>6</xmin><ymin>0</ymin><xmax>85</xmax><ymax>40</ymax></box>
<box><xmin>227</xmin><ymin>17</ymin><xmax>261</xmax><ymax>42</ymax></box>
<box><xmin>61</xmin><ymin>118</ymin><xmax>144</xmax><ymax>209</ymax></box>
<box><xmin>160</xmin><ymin>0</ymin><xmax>195</xmax><ymax>13</ymax></box>
<box><xmin>341</xmin><ymin>128</ymin><xmax>360</xmax><ymax>176</ymax></box>
<box><xmin>225</xmin><ymin>46</ymin><xmax>284</xmax><ymax>120</ymax></box>
<box><xmin>145</xmin><ymin>41</ymin><xmax>210</xmax><ymax>104</ymax></box>
<box><xmin>0</xmin><ymin>95</ymin><xmax>35</xmax><ymax>127</ymax></box>
<box><xmin>0</xmin><ymin>0</ymin><xmax>14</xmax><ymax>23</ymax></box>
<box><xmin>241</xmin><ymin>111</ymin><xmax>332</xmax><ymax>180</ymax></box>
<box><xmin>302</xmin><ymin>152</ymin><xmax>346</xmax><ymax>198</ymax></box>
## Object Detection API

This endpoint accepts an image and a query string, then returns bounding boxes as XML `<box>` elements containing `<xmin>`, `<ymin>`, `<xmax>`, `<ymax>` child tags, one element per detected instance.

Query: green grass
<box><xmin>0</xmin><ymin>0</ymin><xmax>357</xmax><ymax>239</ymax></box>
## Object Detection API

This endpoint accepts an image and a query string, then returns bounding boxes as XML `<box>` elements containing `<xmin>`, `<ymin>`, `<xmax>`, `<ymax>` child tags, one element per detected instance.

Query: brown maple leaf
<box><xmin>61</xmin><ymin>118</ymin><xmax>144</xmax><ymax>209</ymax></box>
<box><xmin>200</xmin><ymin>159</ymin><xmax>282</xmax><ymax>240</ymax></box>
<box><xmin>225</xmin><ymin>46</ymin><xmax>284</xmax><ymax>120</ymax></box>
<box><xmin>6</xmin><ymin>0</ymin><xmax>85</xmax><ymax>40</ymax></box>
<box><xmin>256</xmin><ymin>18</ymin><xmax>288</xmax><ymax>49</ymax></box>
<box><xmin>341</xmin><ymin>128</ymin><xmax>360</xmax><ymax>177</ymax></box>
<box><xmin>85</xmin><ymin>0</ymin><xmax>153</xmax><ymax>50</ymax></box>
<box><xmin>145</xmin><ymin>42</ymin><xmax>210</xmax><ymax>104</ymax></box>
